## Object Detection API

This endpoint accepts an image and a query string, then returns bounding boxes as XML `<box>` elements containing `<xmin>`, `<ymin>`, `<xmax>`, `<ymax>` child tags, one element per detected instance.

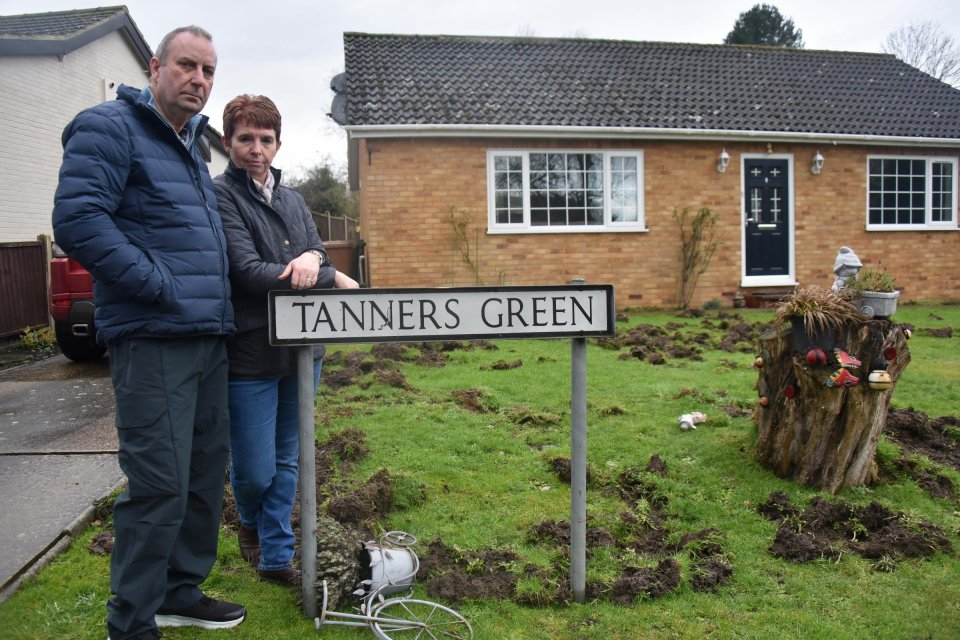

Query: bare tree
<box><xmin>883</xmin><ymin>21</ymin><xmax>960</xmax><ymax>87</ymax></box>
<box><xmin>516</xmin><ymin>23</ymin><xmax>538</xmax><ymax>37</ymax></box>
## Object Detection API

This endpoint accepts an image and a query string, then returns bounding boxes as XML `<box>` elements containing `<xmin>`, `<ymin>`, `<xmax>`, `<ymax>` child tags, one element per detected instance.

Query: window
<box><xmin>867</xmin><ymin>156</ymin><xmax>958</xmax><ymax>230</ymax></box>
<box><xmin>489</xmin><ymin>150</ymin><xmax>645</xmax><ymax>232</ymax></box>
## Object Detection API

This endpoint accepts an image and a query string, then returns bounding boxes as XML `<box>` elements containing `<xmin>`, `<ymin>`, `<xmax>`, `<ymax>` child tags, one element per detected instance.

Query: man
<box><xmin>53</xmin><ymin>26</ymin><xmax>244</xmax><ymax>640</ymax></box>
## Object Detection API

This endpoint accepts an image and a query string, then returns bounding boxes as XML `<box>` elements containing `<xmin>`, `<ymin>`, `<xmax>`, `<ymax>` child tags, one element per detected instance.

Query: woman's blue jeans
<box><xmin>228</xmin><ymin>362</ymin><xmax>321</xmax><ymax>571</ymax></box>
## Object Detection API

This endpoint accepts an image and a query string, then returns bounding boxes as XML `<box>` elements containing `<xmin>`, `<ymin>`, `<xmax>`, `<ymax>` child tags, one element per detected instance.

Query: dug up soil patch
<box><xmin>759</xmin><ymin>492</ymin><xmax>954</xmax><ymax>567</ymax></box>
<box><xmin>419</xmin><ymin>454</ymin><xmax>734</xmax><ymax>605</ymax></box>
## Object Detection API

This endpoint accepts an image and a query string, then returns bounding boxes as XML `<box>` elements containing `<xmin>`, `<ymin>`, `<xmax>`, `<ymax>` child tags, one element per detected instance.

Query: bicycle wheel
<box><xmin>369</xmin><ymin>598</ymin><xmax>473</xmax><ymax>640</ymax></box>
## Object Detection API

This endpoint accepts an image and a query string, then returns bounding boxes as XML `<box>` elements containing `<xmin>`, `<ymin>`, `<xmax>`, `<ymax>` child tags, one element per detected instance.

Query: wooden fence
<box><xmin>312</xmin><ymin>211</ymin><xmax>359</xmax><ymax>243</ymax></box>
<box><xmin>0</xmin><ymin>238</ymin><xmax>50</xmax><ymax>338</ymax></box>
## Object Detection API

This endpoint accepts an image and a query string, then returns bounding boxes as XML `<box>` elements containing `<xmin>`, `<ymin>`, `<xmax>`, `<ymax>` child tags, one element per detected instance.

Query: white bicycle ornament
<box><xmin>314</xmin><ymin>531</ymin><xmax>473</xmax><ymax>639</ymax></box>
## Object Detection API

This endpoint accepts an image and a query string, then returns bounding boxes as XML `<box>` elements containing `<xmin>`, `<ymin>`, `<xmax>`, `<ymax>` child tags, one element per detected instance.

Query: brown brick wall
<box><xmin>358</xmin><ymin>138</ymin><xmax>960</xmax><ymax>308</ymax></box>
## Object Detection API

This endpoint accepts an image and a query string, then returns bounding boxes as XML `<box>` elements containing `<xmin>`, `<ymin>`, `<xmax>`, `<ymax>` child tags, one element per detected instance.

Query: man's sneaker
<box><xmin>155</xmin><ymin>596</ymin><xmax>246</xmax><ymax>629</ymax></box>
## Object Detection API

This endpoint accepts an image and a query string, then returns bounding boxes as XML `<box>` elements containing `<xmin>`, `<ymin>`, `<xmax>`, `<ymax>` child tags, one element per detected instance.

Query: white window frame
<box><xmin>487</xmin><ymin>149</ymin><xmax>647</xmax><ymax>234</ymax></box>
<box><xmin>865</xmin><ymin>155</ymin><xmax>959</xmax><ymax>231</ymax></box>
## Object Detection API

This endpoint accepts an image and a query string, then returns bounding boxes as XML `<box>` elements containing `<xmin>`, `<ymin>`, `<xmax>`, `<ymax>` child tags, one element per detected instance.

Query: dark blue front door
<box><xmin>744</xmin><ymin>159</ymin><xmax>790</xmax><ymax>278</ymax></box>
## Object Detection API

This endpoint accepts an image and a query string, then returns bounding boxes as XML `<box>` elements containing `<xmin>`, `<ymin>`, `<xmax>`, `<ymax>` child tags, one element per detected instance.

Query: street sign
<box><xmin>281</xmin><ymin>283</ymin><xmax>615</xmax><ymax>614</ymax></box>
<box><xmin>269</xmin><ymin>284</ymin><xmax>615</xmax><ymax>345</ymax></box>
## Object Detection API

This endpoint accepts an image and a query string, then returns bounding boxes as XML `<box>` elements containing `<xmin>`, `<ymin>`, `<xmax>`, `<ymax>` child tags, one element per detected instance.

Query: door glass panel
<box><xmin>749</xmin><ymin>188</ymin><xmax>762</xmax><ymax>221</ymax></box>
<box><xmin>769</xmin><ymin>187</ymin><xmax>781</xmax><ymax>222</ymax></box>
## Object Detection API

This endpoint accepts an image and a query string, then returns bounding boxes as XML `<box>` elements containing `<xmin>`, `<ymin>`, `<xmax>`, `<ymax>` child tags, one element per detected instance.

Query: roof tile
<box><xmin>0</xmin><ymin>6</ymin><xmax>124</xmax><ymax>38</ymax></box>
<box><xmin>341</xmin><ymin>33</ymin><xmax>960</xmax><ymax>139</ymax></box>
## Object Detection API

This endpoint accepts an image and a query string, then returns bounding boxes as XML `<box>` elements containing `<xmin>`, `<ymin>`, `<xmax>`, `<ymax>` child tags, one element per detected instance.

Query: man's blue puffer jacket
<box><xmin>53</xmin><ymin>85</ymin><xmax>234</xmax><ymax>345</ymax></box>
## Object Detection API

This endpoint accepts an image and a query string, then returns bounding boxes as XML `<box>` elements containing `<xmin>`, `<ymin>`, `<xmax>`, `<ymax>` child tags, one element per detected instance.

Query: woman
<box><xmin>214</xmin><ymin>94</ymin><xmax>357</xmax><ymax>586</ymax></box>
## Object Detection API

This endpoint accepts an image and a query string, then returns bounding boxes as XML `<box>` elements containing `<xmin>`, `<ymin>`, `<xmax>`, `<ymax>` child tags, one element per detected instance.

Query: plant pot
<box><xmin>856</xmin><ymin>290</ymin><xmax>900</xmax><ymax>318</ymax></box>
<box><xmin>790</xmin><ymin>317</ymin><xmax>837</xmax><ymax>352</ymax></box>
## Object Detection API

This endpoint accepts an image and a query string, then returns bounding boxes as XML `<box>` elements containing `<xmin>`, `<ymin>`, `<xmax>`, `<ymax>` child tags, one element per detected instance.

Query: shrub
<box><xmin>851</xmin><ymin>268</ymin><xmax>898</xmax><ymax>293</ymax></box>
<box><xmin>19</xmin><ymin>326</ymin><xmax>55</xmax><ymax>357</ymax></box>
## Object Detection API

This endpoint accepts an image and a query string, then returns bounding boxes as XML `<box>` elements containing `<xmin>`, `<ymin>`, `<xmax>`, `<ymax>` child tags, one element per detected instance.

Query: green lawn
<box><xmin>1</xmin><ymin>303</ymin><xmax>958</xmax><ymax>640</ymax></box>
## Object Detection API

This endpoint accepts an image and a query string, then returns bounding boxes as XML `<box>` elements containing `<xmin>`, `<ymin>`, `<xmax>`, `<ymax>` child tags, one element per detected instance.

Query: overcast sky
<box><xmin>3</xmin><ymin>0</ymin><xmax>959</xmax><ymax>177</ymax></box>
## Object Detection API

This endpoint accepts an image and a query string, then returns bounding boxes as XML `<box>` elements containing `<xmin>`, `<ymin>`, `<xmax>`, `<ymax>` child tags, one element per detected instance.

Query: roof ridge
<box><xmin>341</xmin><ymin>32</ymin><xmax>894</xmax><ymax>57</ymax></box>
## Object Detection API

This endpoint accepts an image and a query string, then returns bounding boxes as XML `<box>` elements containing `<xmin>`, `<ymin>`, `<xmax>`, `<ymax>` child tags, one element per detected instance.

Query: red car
<box><xmin>48</xmin><ymin>244</ymin><xmax>105</xmax><ymax>361</ymax></box>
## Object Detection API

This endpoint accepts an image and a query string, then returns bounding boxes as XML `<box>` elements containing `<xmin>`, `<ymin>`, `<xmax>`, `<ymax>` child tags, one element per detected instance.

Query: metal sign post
<box><xmin>570</xmin><ymin>334</ymin><xmax>587</xmax><ymax>603</ymax></box>
<box><xmin>270</xmin><ymin>285</ymin><xmax>615</xmax><ymax>615</ymax></box>
<box><xmin>298</xmin><ymin>345</ymin><xmax>319</xmax><ymax>618</ymax></box>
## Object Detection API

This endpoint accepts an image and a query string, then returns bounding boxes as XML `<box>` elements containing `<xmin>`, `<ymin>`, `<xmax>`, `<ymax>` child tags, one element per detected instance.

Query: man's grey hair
<box><xmin>155</xmin><ymin>26</ymin><xmax>213</xmax><ymax>63</ymax></box>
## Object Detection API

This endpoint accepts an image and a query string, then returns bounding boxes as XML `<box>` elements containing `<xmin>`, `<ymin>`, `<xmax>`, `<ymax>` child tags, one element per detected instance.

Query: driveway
<box><xmin>0</xmin><ymin>353</ymin><xmax>123</xmax><ymax>602</ymax></box>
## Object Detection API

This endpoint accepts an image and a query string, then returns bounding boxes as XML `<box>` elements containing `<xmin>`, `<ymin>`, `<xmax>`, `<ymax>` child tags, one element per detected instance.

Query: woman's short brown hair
<box><xmin>222</xmin><ymin>94</ymin><xmax>281</xmax><ymax>141</ymax></box>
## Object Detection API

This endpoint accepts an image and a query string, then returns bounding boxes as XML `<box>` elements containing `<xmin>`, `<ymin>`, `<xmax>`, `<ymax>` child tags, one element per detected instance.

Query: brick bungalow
<box><xmin>332</xmin><ymin>33</ymin><xmax>960</xmax><ymax>309</ymax></box>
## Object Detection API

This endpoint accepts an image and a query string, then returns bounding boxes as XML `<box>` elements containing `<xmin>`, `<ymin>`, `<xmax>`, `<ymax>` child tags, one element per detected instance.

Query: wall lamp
<box><xmin>811</xmin><ymin>151</ymin><xmax>825</xmax><ymax>175</ymax></box>
<box><xmin>717</xmin><ymin>148</ymin><xmax>731</xmax><ymax>173</ymax></box>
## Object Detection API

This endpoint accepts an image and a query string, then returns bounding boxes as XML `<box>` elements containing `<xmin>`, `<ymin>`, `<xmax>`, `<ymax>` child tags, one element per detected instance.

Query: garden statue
<box><xmin>831</xmin><ymin>246</ymin><xmax>862</xmax><ymax>291</ymax></box>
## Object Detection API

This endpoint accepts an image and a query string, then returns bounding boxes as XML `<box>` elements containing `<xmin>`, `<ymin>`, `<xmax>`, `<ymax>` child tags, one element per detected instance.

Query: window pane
<box><xmin>619</xmin><ymin>205</ymin><xmax>638</xmax><ymax>222</ymax></box>
<box><xmin>492</xmin><ymin>151</ymin><xmax>643</xmax><ymax>230</ymax></box>
<box><xmin>933</xmin><ymin>162</ymin><xmax>954</xmax><ymax>223</ymax></box>
<box><xmin>866</xmin><ymin>156</ymin><xmax>955</xmax><ymax>228</ymax></box>
<box><xmin>493</xmin><ymin>154</ymin><xmax>524</xmax><ymax>225</ymax></box>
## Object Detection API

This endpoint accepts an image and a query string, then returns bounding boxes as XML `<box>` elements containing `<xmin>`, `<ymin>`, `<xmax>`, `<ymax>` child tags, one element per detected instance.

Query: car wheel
<box><xmin>54</xmin><ymin>321</ymin><xmax>106</xmax><ymax>361</ymax></box>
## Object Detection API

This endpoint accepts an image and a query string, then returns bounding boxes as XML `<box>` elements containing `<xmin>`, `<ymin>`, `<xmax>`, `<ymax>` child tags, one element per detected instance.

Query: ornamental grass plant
<box><xmin>1</xmin><ymin>304</ymin><xmax>958</xmax><ymax>640</ymax></box>
<box><xmin>774</xmin><ymin>285</ymin><xmax>861</xmax><ymax>337</ymax></box>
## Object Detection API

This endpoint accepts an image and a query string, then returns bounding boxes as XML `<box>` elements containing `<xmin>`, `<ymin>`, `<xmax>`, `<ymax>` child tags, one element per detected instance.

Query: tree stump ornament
<box><xmin>755</xmin><ymin>286</ymin><xmax>910</xmax><ymax>493</ymax></box>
